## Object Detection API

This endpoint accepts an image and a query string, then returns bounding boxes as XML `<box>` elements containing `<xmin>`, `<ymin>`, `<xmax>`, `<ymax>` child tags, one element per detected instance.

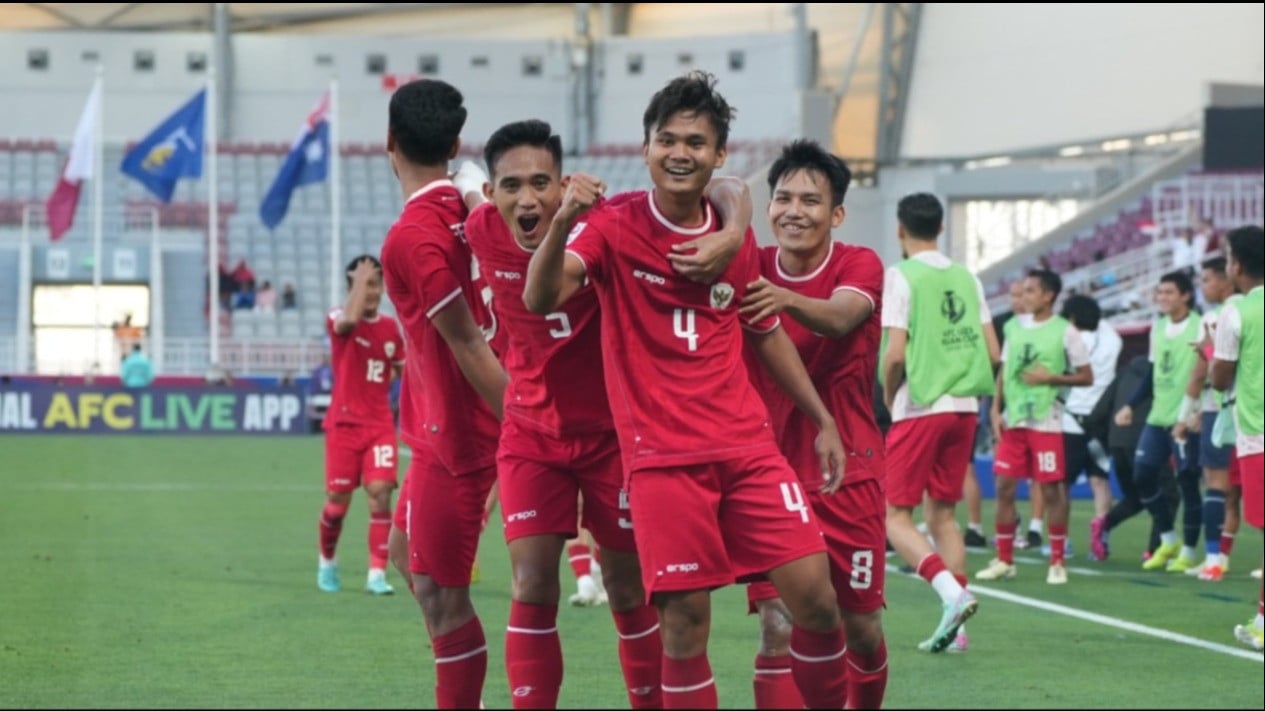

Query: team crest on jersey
<box><xmin>566</xmin><ymin>222</ymin><xmax>586</xmax><ymax>244</ymax></box>
<box><xmin>384</xmin><ymin>342</ymin><xmax>396</xmax><ymax>359</ymax></box>
<box><xmin>710</xmin><ymin>282</ymin><xmax>735</xmax><ymax>310</ymax></box>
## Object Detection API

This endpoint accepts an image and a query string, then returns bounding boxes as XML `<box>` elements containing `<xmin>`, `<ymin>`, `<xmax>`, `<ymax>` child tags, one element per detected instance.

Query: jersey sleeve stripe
<box><xmin>832</xmin><ymin>285</ymin><xmax>876</xmax><ymax>312</ymax></box>
<box><xmin>425</xmin><ymin>287</ymin><xmax>464</xmax><ymax>320</ymax></box>
<box><xmin>742</xmin><ymin>316</ymin><xmax>782</xmax><ymax>335</ymax></box>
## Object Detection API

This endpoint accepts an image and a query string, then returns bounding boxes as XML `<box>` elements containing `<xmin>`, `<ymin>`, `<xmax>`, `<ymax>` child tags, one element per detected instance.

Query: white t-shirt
<box><xmin>1001</xmin><ymin>316</ymin><xmax>1091</xmax><ymax>433</ymax></box>
<box><xmin>1199</xmin><ymin>308</ymin><xmax>1223</xmax><ymax>413</ymax></box>
<box><xmin>882</xmin><ymin>251</ymin><xmax>992</xmax><ymax>422</ymax></box>
<box><xmin>1213</xmin><ymin>299</ymin><xmax>1264</xmax><ymax>456</ymax></box>
<box><xmin>1062</xmin><ymin>321</ymin><xmax>1123</xmax><ymax>433</ymax></box>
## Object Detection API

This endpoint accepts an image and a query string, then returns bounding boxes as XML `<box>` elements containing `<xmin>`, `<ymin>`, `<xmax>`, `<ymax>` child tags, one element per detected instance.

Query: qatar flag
<box><xmin>46</xmin><ymin>78</ymin><xmax>101</xmax><ymax>241</ymax></box>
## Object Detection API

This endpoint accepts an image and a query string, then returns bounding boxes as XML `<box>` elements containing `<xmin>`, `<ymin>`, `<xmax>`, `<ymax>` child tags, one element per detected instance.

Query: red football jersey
<box><xmin>565</xmin><ymin>190</ymin><xmax>781</xmax><ymax>473</ymax></box>
<box><xmin>748</xmin><ymin>242</ymin><xmax>886</xmax><ymax>486</ymax></box>
<box><xmin>324</xmin><ymin>310</ymin><xmax>404</xmax><ymax>428</ymax></box>
<box><xmin>380</xmin><ymin>179</ymin><xmax>500</xmax><ymax>475</ymax></box>
<box><xmin>465</xmin><ymin>202</ymin><xmax>612</xmax><ymax>437</ymax></box>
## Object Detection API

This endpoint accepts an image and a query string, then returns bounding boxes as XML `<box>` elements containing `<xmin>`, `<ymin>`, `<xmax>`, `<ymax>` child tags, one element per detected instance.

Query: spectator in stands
<box><xmin>255</xmin><ymin>280</ymin><xmax>277</xmax><ymax>313</ymax></box>
<box><xmin>232</xmin><ymin>258</ymin><xmax>256</xmax><ymax>293</ymax></box>
<box><xmin>120</xmin><ymin>344</ymin><xmax>154</xmax><ymax>389</ymax></box>
<box><xmin>1172</xmin><ymin>226</ymin><xmax>1209</xmax><ymax>279</ymax></box>
<box><xmin>217</xmin><ymin>261</ymin><xmax>236</xmax><ymax>311</ymax></box>
<box><xmin>233</xmin><ymin>281</ymin><xmax>256</xmax><ymax>310</ymax></box>
<box><xmin>282</xmin><ymin>282</ymin><xmax>298</xmax><ymax>310</ymax></box>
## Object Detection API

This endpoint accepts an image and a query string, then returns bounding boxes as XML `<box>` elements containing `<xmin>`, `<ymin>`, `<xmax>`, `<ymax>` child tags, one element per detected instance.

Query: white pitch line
<box><xmin>888</xmin><ymin>564</ymin><xmax>1262</xmax><ymax>663</ymax></box>
<box><xmin>968</xmin><ymin>584</ymin><xmax>1263</xmax><ymax>663</ymax></box>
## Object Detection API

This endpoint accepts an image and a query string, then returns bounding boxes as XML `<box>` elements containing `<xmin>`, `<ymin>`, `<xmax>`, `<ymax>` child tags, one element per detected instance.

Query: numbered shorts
<box><xmin>1240</xmin><ymin>453</ymin><xmax>1264</xmax><ymax>529</ymax></box>
<box><xmin>885</xmin><ymin>413</ymin><xmax>977</xmax><ymax>507</ymax></box>
<box><xmin>324</xmin><ymin>423</ymin><xmax>398</xmax><ymax>493</ymax></box>
<box><xmin>748</xmin><ymin>478</ymin><xmax>886</xmax><ymax>614</ymax></box>
<box><xmin>406</xmin><ymin>449</ymin><xmax>498</xmax><ymax>586</ymax></box>
<box><xmin>994</xmin><ymin>428</ymin><xmax>1065</xmax><ymax>484</ymax></box>
<box><xmin>497</xmin><ymin>420</ymin><xmax>635</xmax><ymax>552</ymax></box>
<box><xmin>628</xmin><ymin>449</ymin><xmax>826</xmax><ymax>602</ymax></box>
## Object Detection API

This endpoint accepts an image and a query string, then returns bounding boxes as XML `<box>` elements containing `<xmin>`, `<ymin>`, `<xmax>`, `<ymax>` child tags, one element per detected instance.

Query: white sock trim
<box><xmin>435</xmin><ymin>645</ymin><xmax>488</xmax><ymax>664</ymax></box>
<box><xmin>506</xmin><ymin>625</ymin><xmax>558</xmax><ymax>635</ymax></box>
<box><xmin>789</xmin><ymin>646</ymin><xmax>847</xmax><ymax>664</ymax></box>
<box><xmin>662</xmin><ymin>678</ymin><xmax>715</xmax><ymax>693</ymax></box>
<box><xmin>617</xmin><ymin>623</ymin><xmax>660</xmax><ymax>641</ymax></box>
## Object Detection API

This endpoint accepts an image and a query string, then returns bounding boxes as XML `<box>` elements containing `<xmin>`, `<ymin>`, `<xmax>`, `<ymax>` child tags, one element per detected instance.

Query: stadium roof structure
<box><xmin>0</xmin><ymin>3</ymin><xmax>529</xmax><ymax>32</ymax></box>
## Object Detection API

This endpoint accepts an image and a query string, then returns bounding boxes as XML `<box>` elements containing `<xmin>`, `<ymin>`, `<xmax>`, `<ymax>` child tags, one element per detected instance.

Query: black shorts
<box><xmin>1064</xmin><ymin>432</ymin><xmax>1108</xmax><ymax>485</ymax></box>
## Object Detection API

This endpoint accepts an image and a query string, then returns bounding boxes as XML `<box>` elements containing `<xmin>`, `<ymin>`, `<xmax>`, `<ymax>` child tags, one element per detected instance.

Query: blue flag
<box><xmin>120</xmin><ymin>89</ymin><xmax>206</xmax><ymax>203</ymax></box>
<box><xmin>260</xmin><ymin>92</ymin><xmax>331</xmax><ymax>229</ymax></box>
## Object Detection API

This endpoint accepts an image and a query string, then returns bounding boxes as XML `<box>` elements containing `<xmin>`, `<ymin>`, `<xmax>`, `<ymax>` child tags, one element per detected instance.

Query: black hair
<box><xmin>1226</xmin><ymin>225</ymin><xmax>1264</xmax><ymax>279</ymax></box>
<box><xmin>388</xmin><ymin>79</ymin><xmax>467</xmax><ymax>166</ymax></box>
<box><xmin>1160</xmin><ymin>269</ymin><xmax>1194</xmax><ymax>296</ymax></box>
<box><xmin>897</xmin><ymin>193</ymin><xmax>944</xmax><ymax>240</ymax></box>
<box><xmin>345</xmin><ymin>254</ymin><xmax>382</xmax><ymax>287</ymax></box>
<box><xmin>766</xmin><ymin>139</ymin><xmax>852</xmax><ymax>209</ymax></box>
<box><xmin>1201</xmin><ymin>256</ymin><xmax>1227</xmax><ymax>276</ymax></box>
<box><xmin>483</xmin><ymin>119</ymin><xmax>563</xmax><ymax>179</ymax></box>
<box><xmin>1027</xmin><ymin>269</ymin><xmax>1063</xmax><ymax>299</ymax></box>
<box><xmin>1060</xmin><ymin>294</ymin><xmax>1102</xmax><ymax>331</ymax></box>
<box><xmin>642</xmin><ymin>70</ymin><xmax>735</xmax><ymax>150</ymax></box>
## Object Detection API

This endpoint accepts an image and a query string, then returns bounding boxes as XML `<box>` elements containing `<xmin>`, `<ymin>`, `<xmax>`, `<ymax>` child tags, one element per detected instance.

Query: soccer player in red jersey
<box><xmin>737</xmin><ymin>140</ymin><xmax>888</xmax><ymax>710</ymax></box>
<box><xmin>378</xmin><ymin>79</ymin><xmax>508</xmax><ymax>710</ymax></box>
<box><xmin>318</xmin><ymin>255</ymin><xmax>405</xmax><ymax>596</ymax></box>
<box><xmin>524</xmin><ymin>71</ymin><xmax>850</xmax><ymax>710</ymax></box>
<box><xmin>466</xmin><ymin>119</ymin><xmax>751</xmax><ymax>709</ymax></box>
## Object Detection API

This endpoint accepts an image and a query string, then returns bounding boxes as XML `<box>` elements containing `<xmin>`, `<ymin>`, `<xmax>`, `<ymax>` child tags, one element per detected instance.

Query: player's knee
<box><xmin>325</xmin><ymin>491</ymin><xmax>352</xmax><ymax>508</ymax></box>
<box><xmin>757</xmin><ymin>601</ymin><xmax>793</xmax><ymax>656</ymax></box>
<box><xmin>779</xmin><ymin>579</ymin><xmax>841</xmax><ymax>633</ymax></box>
<box><xmin>655</xmin><ymin>592</ymin><xmax>710</xmax><ymax>654</ymax></box>
<box><xmin>511</xmin><ymin>556</ymin><xmax>561</xmax><ymax>604</ymax></box>
<box><xmin>885</xmin><ymin>505</ymin><xmax>914</xmax><ymax>527</ymax></box>
<box><xmin>843</xmin><ymin>611</ymin><xmax>883</xmax><ymax>655</ymax></box>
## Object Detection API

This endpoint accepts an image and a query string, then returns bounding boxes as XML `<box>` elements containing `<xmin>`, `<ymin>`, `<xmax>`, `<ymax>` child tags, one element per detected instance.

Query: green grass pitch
<box><xmin>1</xmin><ymin>436</ymin><xmax>1261</xmax><ymax>708</ymax></box>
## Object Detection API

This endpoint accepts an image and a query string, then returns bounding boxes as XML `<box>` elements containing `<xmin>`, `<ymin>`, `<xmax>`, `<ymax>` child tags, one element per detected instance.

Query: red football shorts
<box><xmin>406</xmin><ymin>447</ymin><xmax>497</xmax><ymax>586</ymax></box>
<box><xmin>1228</xmin><ymin>448</ymin><xmax>1241</xmax><ymax>488</ymax></box>
<box><xmin>392</xmin><ymin>467</ymin><xmax>411</xmax><ymax>532</ymax></box>
<box><xmin>497</xmin><ymin>421</ymin><xmax>635</xmax><ymax>552</ymax></box>
<box><xmin>1239</xmin><ymin>452</ymin><xmax>1263</xmax><ymax>529</ymax></box>
<box><xmin>747</xmin><ymin>478</ymin><xmax>887</xmax><ymax>615</ymax></box>
<box><xmin>628</xmin><ymin>450</ymin><xmax>826</xmax><ymax>602</ymax></box>
<box><xmin>994</xmin><ymin>428</ymin><xmax>1065</xmax><ymax>484</ymax></box>
<box><xmin>885</xmin><ymin>413</ymin><xmax>978</xmax><ymax>507</ymax></box>
<box><xmin>324</xmin><ymin>423</ymin><xmax>398</xmax><ymax>493</ymax></box>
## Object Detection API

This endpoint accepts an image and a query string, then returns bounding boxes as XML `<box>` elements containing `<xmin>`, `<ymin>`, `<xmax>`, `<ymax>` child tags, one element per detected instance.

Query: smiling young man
<box><xmin>981</xmin><ymin>269</ymin><xmax>1092</xmax><ymax>585</ymax></box>
<box><xmin>1115</xmin><ymin>271</ymin><xmax>1205</xmax><ymax>572</ymax></box>
<box><xmin>736</xmin><ymin>140</ymin><xmax>888</xmax><ymax>710</ymax></box>
<box><xmin>524</xmin><ymin>71</ymin><xmax>850</xmax><ymax>709</ymax></box>
<box><xmin>461</xmin><ymin>118</ymin><xmax>752</xmax><ymax>709</ymax></box>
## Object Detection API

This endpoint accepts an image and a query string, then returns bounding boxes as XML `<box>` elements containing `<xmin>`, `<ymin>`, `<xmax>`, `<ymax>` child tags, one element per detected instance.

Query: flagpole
<box><xmin>329</xmin><ymin>77</ymin><xmax>342</xmax><ymax>309</ymax></box>
<box><xmin>207</xmin><ymin>67</ymin><xmax>220</xmax><ymax>371</ymax></box>
<box><xmin>91</xmin><ymin>66</ymin><xmax>105</xmax><ymax>374</ymax></box>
